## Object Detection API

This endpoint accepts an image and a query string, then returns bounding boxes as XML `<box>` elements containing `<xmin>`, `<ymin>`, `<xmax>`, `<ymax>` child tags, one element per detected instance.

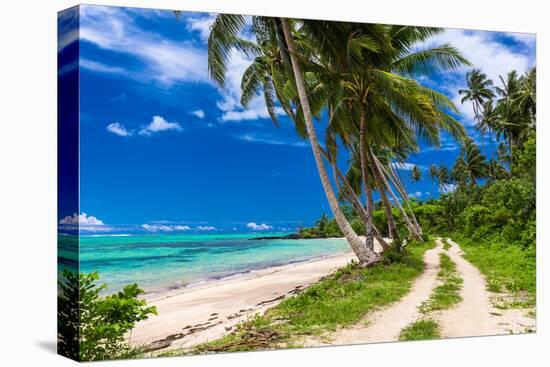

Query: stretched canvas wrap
<box><xmin>58</xmin><ymin>4</ymin><xmax>537</xmax><ymax>362</ymax></box>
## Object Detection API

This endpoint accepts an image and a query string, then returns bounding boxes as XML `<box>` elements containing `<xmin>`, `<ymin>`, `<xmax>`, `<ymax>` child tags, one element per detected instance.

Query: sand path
<box><xmin>436</xmin><ymin>239</ymin><xmax>499</xmax><ymax>337</ymax></box>
<box><xmin>322</xmin><ymin>241</ymin><xmax>445</xmax><ymax>345</ymax></box>
<box><xmin>436</xmin><ymin>238</ymin><xmax>535</xmax><ymax>337</ymax></box>
<box><xmin>323</xmin><ymin>238</ymin><xmax>534</xmax><ymax>346</ymax></box>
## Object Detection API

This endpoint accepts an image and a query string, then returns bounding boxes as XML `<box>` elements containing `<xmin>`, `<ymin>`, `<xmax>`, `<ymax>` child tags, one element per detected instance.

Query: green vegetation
<box><xmin>166</xmin><ymin>239</ymin><xmax>435</xmax><ymax>355</ymax></box>
<box><xmin>399</xmin><ymin>319</ymin><xmax>441</xmax><ymax>341</ymax></box>
<box><xmin>419</xmin><ymin>253</ymin><xmax>462</xmax><ymax>313</ymax></box>
<box><xmin>57</xmin><ymin>270</ymin><xmax>157</xmax><ymax>361</ymax></box>
<box><xmin>443</xmin><ymin>238</ymin><xmax>451</xmax><ymax>250</ymax></box>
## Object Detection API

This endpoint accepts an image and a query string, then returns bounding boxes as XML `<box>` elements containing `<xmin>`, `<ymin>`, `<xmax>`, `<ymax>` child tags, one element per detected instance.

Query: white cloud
<box><xmin>390</xmin><ymin>162</ymin><xmax>423</xmax><ymax>170</ymax></box>
<box><xmin>190</xmin><ymin>110</ymin><xmax>205</xmax><ymax>119</ymax></box>
<box><xmin>247</xmin><ymin>222</ymin><xmax>273</xmax><ymax>231</ymax></box>
<box><xmin>186</xmin><ymin>14</ymin><xmax>217</xmax><ymax>41</ymax></box>
<box><xmin>504</xmin><ymin>32</ymin><xmax>536</xmax><ymax>48</ymax></box>
<box><xmin>139</xmin><ymin>115</ymin><xmax>182</xmax><ymax>136</ymax></box>
<box><xmin>106</xmin><ymin>122</ymin><xmax>132</xmax><ymax>136</ymax></box>
<box><xmin>417</xmin><ymin>29</ymin><xmax>535</xmax><ymax>125</ymax></box>
<box><xmin>80</xmin><ymin>59</ymin><xmax>130</xmax><ymax>75</ymax></box>
<box><xmin>237</xmin><ymin>134</ymin><xmax>308</xmax><ymax>147</ymax></box>
<box><xmin>409</xmin><ymin>191</ymin><xmax>423</xmax><ymax>198</ymax></box>
<box><xmin>59</xmin><ymin>213</ymin><xmax>104</xmax><ymax>226</ymax></box>
<box><xmin>141</xmin><ymin>224</ymin><xmax>191</xmax><ymax>232</ymax></box>
<box><xmin>440</xmin><ymin>184</ymin><xmax>457</xmax><ymax>194</ymax></box>
<box><xmin>214</xmin><ymin>48</ymin><xmax>285</xmax><ymax>122</ymax></box>
<box><xmin>79</xmin><ymin>5</ymin><xmax>208</xmax><ymax>86</ymax></box>
<box><xmin>196</xmin><ymin>225</ymin><xmax>217</xmax><ymax>231</ymax></box>
<box><xmin>58</xmin><ymin>7</ymin><xmax>79</xmax><ymax>52</ymax></box>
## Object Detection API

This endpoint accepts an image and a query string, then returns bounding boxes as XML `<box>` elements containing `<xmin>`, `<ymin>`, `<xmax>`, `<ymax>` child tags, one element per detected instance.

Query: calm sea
<box><xmin>58</xmin><ymin>233</ymin><xmax>350</xmax><ymax>295</ymax></box>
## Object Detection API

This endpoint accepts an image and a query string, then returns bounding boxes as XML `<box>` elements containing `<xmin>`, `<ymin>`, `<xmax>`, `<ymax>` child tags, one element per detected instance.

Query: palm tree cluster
<box><xmin>206</xmin><ymin>16</ymin><xmax>471</xmax><ymax>265</ymax></box>
<box><xmin>428</xmin><ymin>67</ymin><xmax>537</xmax><ymax>192</ymax></box>
<box><xmin>460</xmin><ymin>68</ymin><xmax>536</xmax><ymax>157</ymax></box>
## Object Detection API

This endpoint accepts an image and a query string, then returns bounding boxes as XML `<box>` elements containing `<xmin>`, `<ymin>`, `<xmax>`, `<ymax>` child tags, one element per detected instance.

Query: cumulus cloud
<box><xmin>247</xmin><ymin>222</ymin><xmax>273</xmax><ymax>231</ymax></box>
<box><xmin>409</xmin><ymin>191</ymin><xmax>423</xmax><ymax>198</ymax></box>
<box><xmin>390</xmin><ymin>162</ymin><xmax>423</xmax><ymax>171</ymax></box>
<box><xmin>141</xmin><ymin>224</ymin><xmax>191</xmax><ymax>232</ymax></box>
<box><xmin>196</xmin><ymin>225</ymin><xmax>217</xmax><ymax>231</ymax></box>
<box><xmin>79</xmin><ymin>5</ymin><xmax>208</xmax><ymax>86</ymax></box>
<box><xmin>440</xmin><ymin>184</ymin><xmax>457</xmax><ymax>194</ymax></box>
<box><xmin>59</xmin><ymin>213</ymin><xmax>105</xmax><ymax>226</ymax></box>
<box><xmin>214</xmin><ymin>50</ymin><xmax>285</xmax><ymax>122</ymax></box>
<box><xmin>186</xmin><ymin>13</ymin><xmax>217</xmax><ymax>41</ymax></box>
<box><xmin>139</xmin><ymin>116</ymin><xmax>182</xmax><ymax>136</ymax></box>
<box><xmin>190</xmin><ymin>110</ymin><xmax>205</xmax><ymax>119</ymax></box>
<box><xmin>106</xmin><ymin>122</ymin><xmax>132</xmax><ymax>136</ymax></box>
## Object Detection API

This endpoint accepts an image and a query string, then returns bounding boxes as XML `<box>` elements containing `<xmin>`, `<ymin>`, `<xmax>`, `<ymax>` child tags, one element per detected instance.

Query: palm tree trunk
<box><xmin>359</xmin><ymin>104</ymin><xmax>376</xmax><ymax>251</ymax></box>
<box><xmin>331</xmin><ymin>161</ymin><xmax>389</xmax><ymax>251</ymax></box>
<box><xmin>386</xmin><ymin>165</ymin><xmax>424</xmax><ymax>237</ymax></box>
<box><xmin>280</xmin><ymin>18</ymin><xmax>377</xmax><ymax>265</ymax></box>
<box><xmin>372</xmin><ymin>155</ymin><xmax>422</xmax><ymax>239</ymax></box>
<box><xmin>366</xmin><ymin>145</ymin><xmax>401</xmax><ymax>246</ymax></box>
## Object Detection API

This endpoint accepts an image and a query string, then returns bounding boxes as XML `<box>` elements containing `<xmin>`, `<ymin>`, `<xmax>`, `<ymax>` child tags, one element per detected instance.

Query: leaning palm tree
<box><xmin>208</xmin><ymin>15</ymin><xmax>379</xmax><ymax>265</ymax></box>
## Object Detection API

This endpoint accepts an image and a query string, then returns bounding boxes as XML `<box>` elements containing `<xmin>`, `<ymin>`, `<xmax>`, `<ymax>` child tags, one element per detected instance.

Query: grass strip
<box><xmin>162</xmin><ymin>238</ymin><xmax>436</xmax><ymax>355</ymax></box>
<box><xmin>419</xmin><ymin>253</ymin><xmax>462</xmax><ymax>313</ymax></box>
<box><xmin>399</xmin><ymin>319</ymin><xmax>440</xmax><ymax>341</ymax></box>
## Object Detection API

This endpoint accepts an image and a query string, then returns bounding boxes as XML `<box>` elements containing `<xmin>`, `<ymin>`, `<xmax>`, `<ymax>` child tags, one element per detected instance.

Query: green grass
<box><xmin>163</xmin><ymin>238</ymin><xmax>436</xmax><ymax>355</ymax></box>
<box><xmin>456</xmin><ymin>237</ymin><xmax>535</xmax><ymax>300</ymax></box>
<box><xmin>399</xmin><ymin>319</ymin><xmax>441</xmax><ymax>341</ymax></box>
<box><xmin>443</xmin><ymin>238</ymin><xmax>451</xmax><ymax>251</ymax></box>
<box><xmin>419</xmin><ymin>253</ymin><xmax>462</xmax><ymax>313</ymax></box>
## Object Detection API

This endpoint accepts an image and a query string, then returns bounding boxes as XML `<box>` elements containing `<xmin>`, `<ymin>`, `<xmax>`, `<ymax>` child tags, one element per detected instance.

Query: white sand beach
<box><xmin>130</xmin><ymin>251</ymin><xmax>356</xmax><ymax>352</ymax></box>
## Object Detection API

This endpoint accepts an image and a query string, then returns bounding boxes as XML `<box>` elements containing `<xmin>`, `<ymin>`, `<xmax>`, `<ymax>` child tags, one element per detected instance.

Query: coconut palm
<box><xmin>207</xmin><ymin>15</ymin><xmax>379</xmax><ymax>265</ymax></box>
<box><xmin>207</xmin><ymin>16</ymin><xmax>468</xmax><ymax>259</ymax></box>
<box><xmin>437</xmin><ymin>164</ymin><xmax>450</xmax><ymax>193</ymax></box>
<box><xmin>459</xmin><ymin>137</ymin><xmax>488</xmax><ymax>187</ymax></box>
<box><xmin>304</xmin><ymin>22</ymin><xmax>468</xmax><ymax>246</ymax></box>
<box><xmin>428</xmin><ymin>164</ymin><xmax>438</xmax><ymax>196</ymax></box>
<box><xmin>516</xmin><ymin>67</ymin><xmax>536</xmax><ymax>121</ymax></box>
<box><xmin>410</xmin><ymin>165</ymin><xmax>422</xmax><ymax>183</ymax></box>
<box><xmin>459</xmin><ymin>69</ymin><xmax>495</xmax><ymax>143</ymax></box>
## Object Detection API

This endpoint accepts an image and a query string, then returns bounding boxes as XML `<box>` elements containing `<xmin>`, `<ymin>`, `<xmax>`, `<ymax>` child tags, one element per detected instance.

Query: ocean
<box><xmin>58</xmin><ymin>233</ymin><xmax>350</xmax><ymax>295</ymax></box>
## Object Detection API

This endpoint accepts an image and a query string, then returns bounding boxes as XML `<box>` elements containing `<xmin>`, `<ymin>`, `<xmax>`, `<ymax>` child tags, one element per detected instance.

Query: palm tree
<box><xmin>428</xmin><ymin>164</ymin><xmax>439</xmax><ymax>196</ymax></box>
<box><xmin>316</xmin><ymin>213</ymin><xmax>329</xmax><ymax>234</ymax></box>
<box><xmin>516</xmin><ymin>67</ymin><xmax>536</xmax><ymax>121</ymax></box>
<box><xmin>410</xmin><ymin>165</ymin><xmax>422</xmax><ymax>183</ymax></box>
<box><xmin>459</xmin><ymin>69</ymin><xmax>495</xmax><ymax>143</ymax></box>
<box><xmin>459</xmin><ymin>138</ymin><xmax>488</xmax><ymax>187</ymax></box>
<box><xmin>304</xmin><ymin>22</ymin><xmax>467</xmax><ymax>247</ymax></box>
<box><xmin>280</xmin><ymin>18</ymin><xmax>380</xmax><ymax>264</ymax></box>
<box><xmin>437</xmin><ymin>165</ymin><xmax>450</xmax><ymax>193</ymax></box>
<box><xmin>207</xmin><ymin>16</ymin><xmax>468</xmax><ymax>259</ymax></box>
<box><xmin>207</xmin><ymin>15</ymin><xmax>379</xmax><ymax>265</ymax></box>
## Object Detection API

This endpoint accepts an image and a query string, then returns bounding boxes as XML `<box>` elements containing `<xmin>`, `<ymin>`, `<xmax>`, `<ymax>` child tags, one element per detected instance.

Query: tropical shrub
<box><xmin>58</xmin><ymin>270</ymin><xmax>157</xmax><ymax>361</ymax></box>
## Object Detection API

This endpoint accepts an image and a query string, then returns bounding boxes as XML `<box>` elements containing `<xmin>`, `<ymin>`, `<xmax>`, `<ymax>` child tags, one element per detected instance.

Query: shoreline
<box><xmin>131</xmin><ymin>250</ymin><xmax>356</xmax><ymax>352</ymax></box>
<box><xmin>142</xmin><ymin>248</ymin><xmax>350</xmax><ymax>302</ymax></box>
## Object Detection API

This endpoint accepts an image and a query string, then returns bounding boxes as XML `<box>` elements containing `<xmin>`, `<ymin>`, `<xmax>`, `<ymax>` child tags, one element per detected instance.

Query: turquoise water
<box><xmin>60</xmin><ymin>233</ymin><xmax>350</xmax><ymax>295</ymax></box>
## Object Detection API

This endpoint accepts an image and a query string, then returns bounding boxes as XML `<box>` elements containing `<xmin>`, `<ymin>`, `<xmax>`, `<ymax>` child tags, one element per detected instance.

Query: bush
<box><xmin>58</xmin><ymin>270</ymin><xmax>157</xmax><ymax>361</ymax></box>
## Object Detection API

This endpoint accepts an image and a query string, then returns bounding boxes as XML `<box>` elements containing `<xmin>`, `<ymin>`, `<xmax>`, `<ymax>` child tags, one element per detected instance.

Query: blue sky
<box><xmin>57</xmin><ymin>5</ymin><xmax>536</xmax><ymax>234</ymax></box>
